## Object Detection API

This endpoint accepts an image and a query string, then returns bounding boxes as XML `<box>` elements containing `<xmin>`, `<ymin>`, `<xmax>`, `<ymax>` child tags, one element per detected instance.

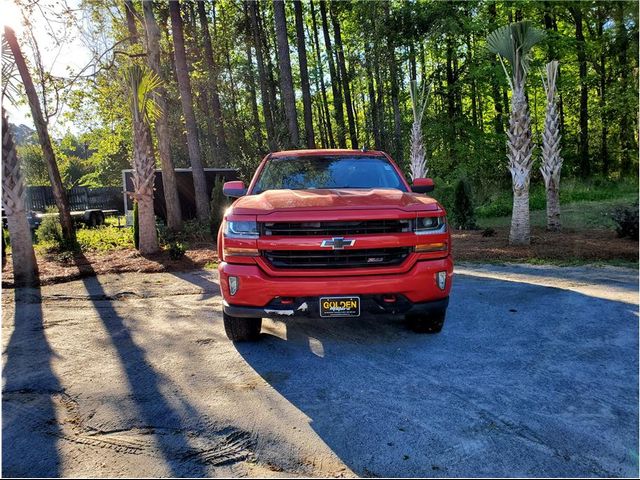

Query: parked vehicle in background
<box><xmin>217</xmin><ymin>149</ymin><xmax>453</xmax><ymax>341</ymax></box>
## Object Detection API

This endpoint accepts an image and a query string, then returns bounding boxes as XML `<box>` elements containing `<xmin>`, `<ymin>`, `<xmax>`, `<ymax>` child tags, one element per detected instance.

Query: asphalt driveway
<box><xmin>2</xmin><ymin>263</ymin><xmax>638</xmax><ymax>477</ymax></box>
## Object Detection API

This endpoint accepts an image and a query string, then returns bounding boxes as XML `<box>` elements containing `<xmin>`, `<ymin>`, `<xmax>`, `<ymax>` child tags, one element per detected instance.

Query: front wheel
<box><xmin>406</xmin><ymin>309</ymin><xmax>446</xmax><ymax>334</ymax></box>
<box><xmin>223</xmin><ymin>312</ymin><xmax>262</xmax><ymax>342</ymax></box>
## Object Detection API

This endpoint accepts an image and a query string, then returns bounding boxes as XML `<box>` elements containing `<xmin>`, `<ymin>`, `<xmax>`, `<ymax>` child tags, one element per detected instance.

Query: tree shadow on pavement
<box><xmin>2</xmin><ymin>283</ymin><xmax>63</xmax><ymax>477</ymax></box>
<box><xmin>235</xmin><ymin>274</ymin><xmax>639</xmax><ymax>478</ymax></box>
<box><xmin>73</xmin><ymin>252</ymin><xmax>209</xmax><ymax>476</ymax></box>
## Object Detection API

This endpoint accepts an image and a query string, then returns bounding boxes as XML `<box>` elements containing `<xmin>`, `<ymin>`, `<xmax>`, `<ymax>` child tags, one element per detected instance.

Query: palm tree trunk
<box><xmin>4</xmin><ymin>26</ymin><xmax>75</xmax><ymax>246</ymax></box>
<box><xmin>273</xmin><ymin>0</ymin><xmax>300</xmax><ymax>148</ymax></box>
<box><xmin>508</xmin><ymin>85</ymin><xmax>534</xmax><ymax>245</ymax></box>
<box><xmin>169</xmin><ymin>0</ymin><xmax>209</xmax><ymax>221</ymax></box>
<box><xmin>293</xmin><ymin>0</ymin><xmax>315</xmax><ymax>148</ymax></box>
<box><xmin>142</xmin><ymin>1</ymin><xmax>182</xmax><ymax>232</ymax></box>
<box><xmin>541</xmin><ymin>61</ymin><xmax>563</xmax><ymax>232</ymax></box>
<box><xmin>2</xmin><ymin>109</ymin><xmax>39</xmax><ymax>286</ymax></box>
<box><xmin>131</xmin><ymin>119</ymin><xmax>159</xmax><ymax>255</ymax></box>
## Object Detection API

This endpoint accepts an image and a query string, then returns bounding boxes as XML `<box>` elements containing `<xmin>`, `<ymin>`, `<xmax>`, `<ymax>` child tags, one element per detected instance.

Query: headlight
<box><xmin>414</xmin><ymin>216</ymin><xmax>446</xmax><ymax>235</ymax></box>
<box><xmin>224</xmin><ymin>220</ymin><xmax>259</xmax><ymax>239</ymax></box>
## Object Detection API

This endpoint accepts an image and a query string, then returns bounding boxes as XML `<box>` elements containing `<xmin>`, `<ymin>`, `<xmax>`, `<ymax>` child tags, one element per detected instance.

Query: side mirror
<box><xmin>411</xmin><ymin>178</ymin><xmax>435</xmax><ymax>193</ymax></box>
<box><xmin>223</xmin><ymin>181</ymin><xmax>247</xmax><ymax>198</ymax></box>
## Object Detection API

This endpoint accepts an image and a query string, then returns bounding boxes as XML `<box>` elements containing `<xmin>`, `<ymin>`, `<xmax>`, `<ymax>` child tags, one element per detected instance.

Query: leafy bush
<box><xmin>210</xmin><ymin>176</ymin><xmax>229</xmax><ymax>237</ymax></box>
<box><xmin>76</xmin><ymin>225</ymin><xmax>134</xmax><ymax>251</ymax></box>
<box><xmin>36</xmin><ymin>208</ymin><xmax>64</xmax><ymax>249</ymax></box>
<box><xmin>611</xmin><ymin>202</ymin><xmax>639</xmax><ymax>239</ymax></box>
<box><xmin>452</xmin><ymin>178</ymin><xmax>477</xmax><ymax>229</ymax></box>
<box><xmin>168</xmin><ymin>241</ymin><xmax>186</xmax><ymax>260</ymax></box>
<box><xmin>158</xmin><ymin>219</ymin><xmax>211</xmax><ymax>246</ymax></box>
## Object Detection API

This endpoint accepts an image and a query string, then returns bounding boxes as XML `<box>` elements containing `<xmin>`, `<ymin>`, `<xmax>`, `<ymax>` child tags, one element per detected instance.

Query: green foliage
<box><xmin>167</xmin><ymin>241</ymin><xmax>186</xmax><ymax>260</ymax></box>
<box><xmin>76</xmin><ymin>225</ymin><xmax>134</xmax><ymax>251</ymax></box>
<box><xmin>158</xmin><ymin>219</ymin><xmax>211</xmax><ymax>246</ymax></box>
<box><xmin>36</xmin><ymin>208</ymin><xmax>64</xmax><ymax>248</ymax></box>
<box><xmin>452</xmin><ymin>179</ymin><xmax>477</xmax><ymax>230</ymax></box>
<box><xmin>133</xmin><ymin>201</ymin><xmax>139</xmax><ymax>249</ymax></box>
<box><xmin>611</xmin><ymin>202</ymin><xmax>639</xmax><ymax>239</ymax></box>
<box><xmin>476</xmin><ymin>177</ymin><xmax>639</xmax><ymax>218</ymax></box>
<box><xmin>209</xmin><ymin>176</ymin><xmax>228</xmax><ymax>237</ymax></box>
<box><xmin>486</xmin><ymin>21</ymin><xmax>545</xmax><ymax>83</ymax></box>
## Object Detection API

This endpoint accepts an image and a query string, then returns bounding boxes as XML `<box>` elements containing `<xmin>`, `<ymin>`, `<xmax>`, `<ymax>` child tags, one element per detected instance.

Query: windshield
<box><xmin>252</xmin><ymin>156</ymin><xmax>407</xmax><ymax>194</ymax></box>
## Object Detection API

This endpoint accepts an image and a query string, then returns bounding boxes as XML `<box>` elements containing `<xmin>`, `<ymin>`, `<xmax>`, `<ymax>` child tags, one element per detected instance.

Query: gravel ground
<box><xmin>2</xmin><ymin>263</ymin><xmax>638</xmax><ymax>477</ymax></box>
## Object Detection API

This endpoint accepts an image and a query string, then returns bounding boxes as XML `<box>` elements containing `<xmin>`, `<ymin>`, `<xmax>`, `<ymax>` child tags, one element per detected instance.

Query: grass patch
<box><xmin>204</xmin><ymin>261</ymin><xmax>218</xmax><ymax>270</ymax></box>
<box><xmin>476</xmin><ymin>177</ymin><xmax>638</xmax><ymax>218</ymax></box>
<box><xmin>478</xmin><ymin>196</ymin><xmax>638</xmax><ymax>231</ymax></box>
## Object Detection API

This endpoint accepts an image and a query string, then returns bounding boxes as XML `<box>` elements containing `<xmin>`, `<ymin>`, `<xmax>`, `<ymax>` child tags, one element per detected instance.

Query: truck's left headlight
<box><xmin>414</xmin><ymin>216</ymin><xmax>447</xmax><ymax>235</ymax></box>
<box><xmin>224</xmin><ymin>220</ymin><xmax>259</xmax><ymax>239</ymax></box>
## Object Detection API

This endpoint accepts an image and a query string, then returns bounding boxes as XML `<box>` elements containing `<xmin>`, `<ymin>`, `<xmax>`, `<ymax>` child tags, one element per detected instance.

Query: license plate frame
<box><xmin>319</xmin><ymin>296</ymin><xmax>361</xmax><ymax>318</ymax></box>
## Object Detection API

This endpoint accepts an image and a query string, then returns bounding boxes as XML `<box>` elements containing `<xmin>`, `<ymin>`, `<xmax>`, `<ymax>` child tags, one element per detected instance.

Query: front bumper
<box><xmin>224</xmin><ymin>295</ymin><xmax>449</xmax><ymax>319</ymax></box>
<box><xmin>219</xmin><ymin>255</ymin><xmax>453</xmax><ymax>317</ymax></box>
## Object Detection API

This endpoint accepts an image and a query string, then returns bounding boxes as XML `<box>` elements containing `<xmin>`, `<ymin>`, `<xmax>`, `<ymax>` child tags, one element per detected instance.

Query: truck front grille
<box><xmin>262</xmin><ymin>247</ymin><xmax>411</xmax><ymax>269</ymax></box>
<box><xmin>262</xmin><ymin>219</ymin><xmax>411</xmax><ymax>236</ymax></box>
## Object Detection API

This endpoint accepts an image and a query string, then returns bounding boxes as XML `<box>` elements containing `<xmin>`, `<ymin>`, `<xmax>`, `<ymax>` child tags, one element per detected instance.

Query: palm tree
<box><xmin>487</xmin><ymin>21</ymin><xmax>544</xmax><ymax>245</ymax></box>
<box><xmin>125</xmin><ymin>65</ymin><xmax>160</xmax><ymax>255</ymax></box>
<box><xmin>2</xmin><ymin>109</ymin><xmax>39</xmax><ymax>286</ymax></box>
<box><xmin>540</xmin><ymin>60</ymin><xmax>563</xmax><ymax>232</ymax></box>
<box><xmin>409</xmin><ymin>80</ymin><xmax>432</xmax><ymax>180</ymax></box>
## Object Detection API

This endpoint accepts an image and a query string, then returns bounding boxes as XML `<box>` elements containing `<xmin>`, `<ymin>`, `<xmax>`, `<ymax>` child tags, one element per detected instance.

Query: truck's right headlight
<box><xmin>224</xmin><ymin>220</ymin><xmax>259</xmax><ymax>239</ymax></box>
<box><xmin>414</xmin><ymin>216</ymin><xmax>447</xmax><ymax>235</ymax></box>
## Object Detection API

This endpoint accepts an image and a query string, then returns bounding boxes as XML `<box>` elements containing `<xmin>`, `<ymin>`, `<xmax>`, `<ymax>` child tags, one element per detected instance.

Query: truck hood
<box><xmin>230</xmin><ymin>188</ymin><xmax>442</xmax><ymax>215</ymax></box>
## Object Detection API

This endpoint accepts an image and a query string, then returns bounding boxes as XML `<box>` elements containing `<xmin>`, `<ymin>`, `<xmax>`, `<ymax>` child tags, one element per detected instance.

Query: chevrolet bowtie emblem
<box><xmin>321</xmin><ymin>237</ymin><xmax>356</xmax><ymax>250</ymax></box>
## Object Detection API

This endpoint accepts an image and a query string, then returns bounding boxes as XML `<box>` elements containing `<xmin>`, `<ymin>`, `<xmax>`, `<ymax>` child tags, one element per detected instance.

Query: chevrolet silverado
<box><xmin>217</xmin><ymin>149</ymin><xmax>453</xmax><ymax>341</ymax></box>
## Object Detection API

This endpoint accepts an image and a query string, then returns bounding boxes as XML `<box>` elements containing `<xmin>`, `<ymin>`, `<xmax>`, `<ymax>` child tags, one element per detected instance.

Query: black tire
<box><xmin>223</xmin><ymin>312</ymin><xmax>262</xmax><ymax>341</ymax></box>
<box><xmin>407</xmin><ymin>309</ymin><xmax>446</xmax><ymax>334</ymax></box>
<box><xmin>95</xmin><ymin>212</ymin><xmax>105</xmax><ymax>226</ymax></box>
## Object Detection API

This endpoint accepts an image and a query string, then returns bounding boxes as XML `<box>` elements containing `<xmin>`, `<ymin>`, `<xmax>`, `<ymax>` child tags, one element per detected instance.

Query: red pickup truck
<box><xmin>217</xmin><ymin>149</ymin><xmax>453</xmax><ymax>341</ymax></box>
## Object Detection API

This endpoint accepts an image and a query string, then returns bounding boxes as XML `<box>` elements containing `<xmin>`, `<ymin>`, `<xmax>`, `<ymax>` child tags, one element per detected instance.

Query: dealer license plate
<box><xmin>319</xmin><ymin>296</ymin><xmax>360</xmax><ymax>318</ymax></box>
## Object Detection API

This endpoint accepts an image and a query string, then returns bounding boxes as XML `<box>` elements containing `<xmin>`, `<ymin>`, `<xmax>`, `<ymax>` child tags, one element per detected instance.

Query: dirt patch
<box><xmin>2</xmin><ymin>246</ymin><xmax>217</xmax><ymax>288</ymax></box>
<box><xmin>452</xmin><ymin>227</ymin><xmax>638</xmax><ymax>264</ymax></box>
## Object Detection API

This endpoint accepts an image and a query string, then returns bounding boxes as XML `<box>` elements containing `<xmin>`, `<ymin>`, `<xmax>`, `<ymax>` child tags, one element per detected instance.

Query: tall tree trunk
<box><xmin>169</xmin><ymin>0</ymin><xmax>209</xmax><ymax>221</ymax></box>
<box><xmin>594</xmin><ymin>9</ymin><xmax>609</xmax><ymax>175</ymax></box>
<box><xmin>569</xmin><ymin>6</ymin><xmax>590</xmax><ymax>177</ymax></box>
<box><xmin>615</xmin><ymin>2</ymin><xmax>637</xmax><ymax>176</ymax></box>
<box><xmin>130</xmin><ymin>108</ymin><xmax>159</xmax><ymax>255</ymax></box>
<box><xmin>4</xmin><ymin>26</ymin><xmax>75</xmax><ymax>246</ymax></box>
<box><xmin>142</xmin><ymin>1</ymin><xmax>182</xmax><ymax>231</ymax></box>
<box><xmin>389</xmin><ymin>47</ymin><xmax>402</xmax><ymax>163</ymax></box>
<box><xmin>508</xmin><ymin>84</ymin><xmax>534</xmax><ymax>245</ymax></box>
<box><xmin>330</xmin><ymin>4</ymin><xmax>357</xmax><ymax>148</ymax></box>
<box><xmin>197</xmin><ymin>0</ymin><xmax>229</xmax><ymax>165</ymax></box>
<box><xmin>248</xmin><ymin>0</ymin><xmax>277</xmax><ymax>151</ymax></box>
<box><xmin>293</xmin><ymin>0</ymin><xmax>315</xmax><ymax>148</ymax></box>
<box><xmin>541</xmin><ymin>61</ymin><xmax>563</xmax><ymax>232</ymax></box>
<box><xmin>365</xmin><ymin>40</ymin><xmax>380</xmax><ymax>150</ymax></box>
<box><xmin>320</xmin><ymin>0</ymin><xmax>346</xmax><ymax>148</ymax></box>
<box><xmin>273</xmin><ymin>0</ymin><xmax>299</xmax><ymax>148</ymax></box>
<box><xmin>244</xmin><ymin>27</ymin><xmax>264</xmax><ymax>152</ymax></box>
<box><xmin>310</xmin><ymin>0</ymin><xmax>334</xmax><ymax>148</ymax></box>
<box><xmin>2</xmin><ymin>109</ymin><xmax>39</xmax><ymax>286</ymax></box>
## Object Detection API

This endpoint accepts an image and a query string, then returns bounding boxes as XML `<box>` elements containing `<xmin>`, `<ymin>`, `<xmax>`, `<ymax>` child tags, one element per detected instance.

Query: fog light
<box><xmin>229</xmin><ymin>276</ymin><xmax>238</xmax><ymax>296</ymax></box>
<box><xmin>437</xmin><ymin>271</ymin><xmax>447</xmax><ymax>290</ymax></box>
